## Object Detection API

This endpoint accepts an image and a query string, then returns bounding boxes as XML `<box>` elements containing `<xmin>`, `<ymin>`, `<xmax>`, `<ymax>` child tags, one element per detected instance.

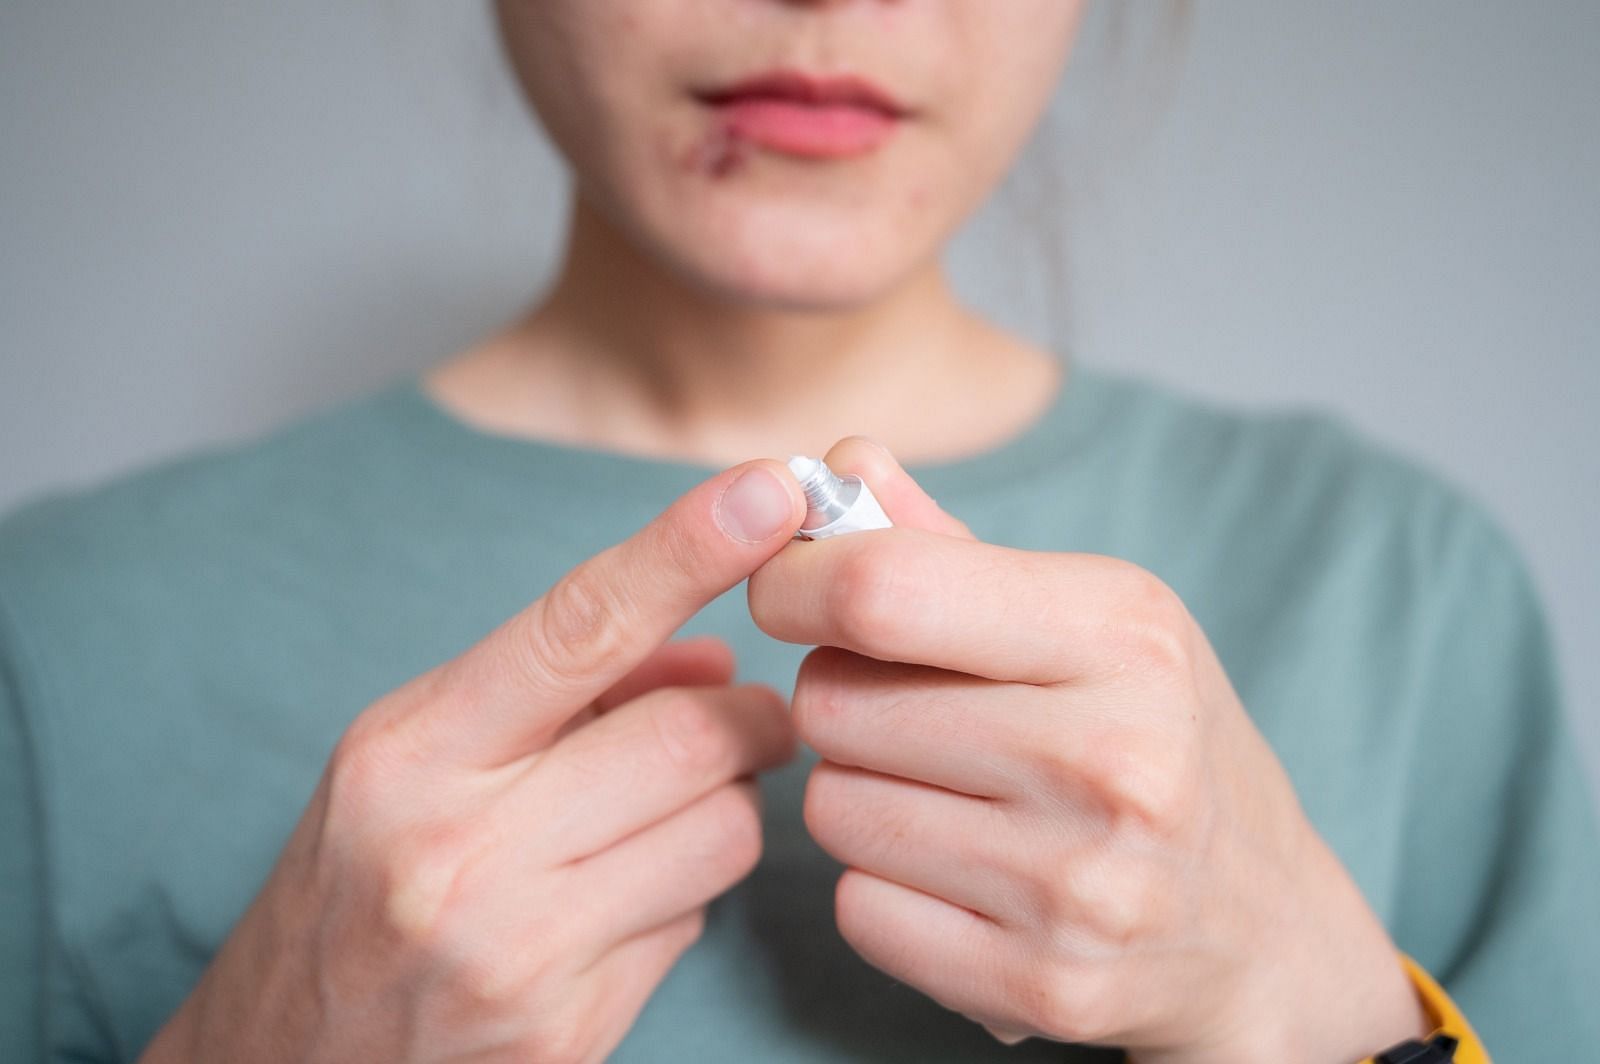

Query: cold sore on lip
<box><xmin>689</xmin><ymin>69</ymin><xmax>906</xmax><ymax>172</ymax></box>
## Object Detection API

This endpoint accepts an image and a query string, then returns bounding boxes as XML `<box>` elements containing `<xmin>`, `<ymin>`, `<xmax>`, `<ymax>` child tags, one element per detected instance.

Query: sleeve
<box><xmin>0</xmin><ymin>597</ymin><xmax>47</xmax><ymax>1062</ymax></box>
<box><xmin>1387</xmin><ymin>498</ymin><xmax>1600</xmax><ymax>1058</ymax></box>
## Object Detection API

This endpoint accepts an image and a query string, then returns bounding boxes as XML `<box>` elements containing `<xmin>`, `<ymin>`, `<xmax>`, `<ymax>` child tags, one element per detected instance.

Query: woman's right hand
<box><xmin>137</xmin><ymin>459</ymin><xmax>808</xmax><ymax>1064</ymax></box>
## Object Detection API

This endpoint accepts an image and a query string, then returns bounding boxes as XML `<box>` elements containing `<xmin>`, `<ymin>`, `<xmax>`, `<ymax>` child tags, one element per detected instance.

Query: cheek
<box><xmin>938</xmin><ymin>3</ymin><xmax>1082</xmax><ymax>182</ymax></box>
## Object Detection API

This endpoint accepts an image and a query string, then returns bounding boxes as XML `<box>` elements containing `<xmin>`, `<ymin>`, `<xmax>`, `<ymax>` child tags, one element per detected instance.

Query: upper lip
<box><xmin>695</xmin><ymin>69</ymin><xmax>909</xmax><ymax>117</ymax></box>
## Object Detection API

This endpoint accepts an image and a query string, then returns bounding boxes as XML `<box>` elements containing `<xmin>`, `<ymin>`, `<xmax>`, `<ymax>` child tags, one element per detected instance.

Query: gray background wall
<box><xmin>2</xmin><ymin>3</ymin><xmax>1596</xmax><ymax>802</ymax></box>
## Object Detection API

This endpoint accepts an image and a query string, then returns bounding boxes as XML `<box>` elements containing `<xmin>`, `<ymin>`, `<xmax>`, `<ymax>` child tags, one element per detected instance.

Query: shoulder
<box><xmin>1076</xmin><ymin>366</ymin><xmax>1531</xmax><ymax>598</ymax></box>
<box><xmin>0</xmin><ymin>378</ymin><xmax>414</xmax><ymax>660</ymax></box>
<box><xmin>0</xmin><ymin>379</ymin><xmax>410</xmax><ymax>559</ymax></box>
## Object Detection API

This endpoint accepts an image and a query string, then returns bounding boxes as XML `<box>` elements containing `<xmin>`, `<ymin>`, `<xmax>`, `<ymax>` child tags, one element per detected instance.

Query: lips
<box><xmin>694</xmin><ymin>70</ymin><xmax>907</xmax><ymax>159</ymax></box>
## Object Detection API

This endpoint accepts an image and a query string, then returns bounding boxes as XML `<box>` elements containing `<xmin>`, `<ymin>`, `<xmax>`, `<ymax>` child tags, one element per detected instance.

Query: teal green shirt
<box><xmin>2</xmin><ymin>366</ymin><xmax>1596</xmax><ymax>1061</ymax></box>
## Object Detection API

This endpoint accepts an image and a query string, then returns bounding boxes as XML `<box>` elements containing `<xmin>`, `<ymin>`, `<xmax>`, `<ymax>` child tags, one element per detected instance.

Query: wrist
<box><xmin>1142</xmin><ymin>833</ymin><xmax>1427</xmax><ymax>1064</ymax></box>
<box><xmin>138</xmin><ymin>884</ymin><xmax>322</xmax><ymax>1063</ymax></box>
<box><xmin>1248</xmin><ymin>835</ymin><xmax>1430</xmax><ymax>1063</ymax></box>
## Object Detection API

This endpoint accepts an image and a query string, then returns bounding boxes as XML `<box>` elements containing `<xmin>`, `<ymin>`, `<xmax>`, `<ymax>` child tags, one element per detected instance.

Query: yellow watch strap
<box><xmin>1359</xmin><ymin>953</ymin><xmax>1490</xmax><ymax>1063</ymax></box>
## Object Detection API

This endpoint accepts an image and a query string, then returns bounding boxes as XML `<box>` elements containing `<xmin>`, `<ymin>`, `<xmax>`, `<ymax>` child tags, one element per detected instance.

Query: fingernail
<box><xmin>718</xmin><ymin>466</ymin><xmax>794</xmax><ymax>544</ymax></box>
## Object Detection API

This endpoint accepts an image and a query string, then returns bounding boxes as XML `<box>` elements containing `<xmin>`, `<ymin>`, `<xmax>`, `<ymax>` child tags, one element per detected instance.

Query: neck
<box><xmin>426</xmin><ymin>193</ymin><xmax>1062</xmax><ymax>466</ymax></box>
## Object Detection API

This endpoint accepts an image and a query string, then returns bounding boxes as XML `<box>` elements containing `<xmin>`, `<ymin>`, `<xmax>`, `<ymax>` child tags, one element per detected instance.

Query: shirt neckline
<box><xmin>382</xmin><ymin>355</ymin><xmax>1105</xmax><ymax>500</ymax></box>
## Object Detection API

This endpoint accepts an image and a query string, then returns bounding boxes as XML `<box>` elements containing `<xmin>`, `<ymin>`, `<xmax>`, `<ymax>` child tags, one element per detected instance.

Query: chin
<box><xmin>684</xmin><ymin>254</ymin><xmax>900</xmax><ymax>312</ymax></box>
<box><xmin>647</xmin><ymin>202</ymin><xmax>932</xmax><ymax>313</ymax></box>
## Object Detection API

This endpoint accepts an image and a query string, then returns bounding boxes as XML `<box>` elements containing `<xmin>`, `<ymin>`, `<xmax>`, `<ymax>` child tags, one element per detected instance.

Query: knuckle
<box><xmin>323</xmin><ymin>714</ymin><xmax>403</xmax><ymax>824</ymax></box>
<box><xmin>439</xmin><ymin>899</ymin><xmax>570</xmax><ymax>1021</ymax></box>
<box><xmin>1041</xmin><ymin>973</ymin><xmax>1113</xmax><ymax>1045</ymax></box>
<box><xmin>855</xmin><ymin>796</ymin><xmax>915</xmax><ymax>859</ymax></box>
<box><xmin>999</xmin><ymin>960</ymin><xmax>1051</xmax><ymax>1036</ymax></box>
<box><xmin>1049</xmin><ymin>859</ymin><xmax>1152</xmax><ymax>951</ymax></box>
<box><xmin>826</xmin><ymin>539</ymin><xmax>916</xmax><ymax>653</ymax></box>
<box><xmin>645</xmin><ymin>911</ymin><xmax>708</xmax><ymax>973</ymax></box>
<box><xmin>676</xmin><ymin>908</ymin><xmax>709</xmax><ymax>951</ymax></box>
<box><xmin>1031</xmin><ymin>722</ymin><xmax>1198</xmax><ymax>839</ymax></box>
<box><xmin>648</xmin><ymin>512</ymin><xmax>705</xmax><ymax>587</ymax></box>
<box><xmin>1027</xmin><ymin>863</ymin><xmax>1095</xmax><ymax>954</ymax></box>
<box><xmin>831</xmin><ymin>870</ymin><xmax>884</xmax><ymax>959</ymax></box>
<box><xmin>375</xmin><ymin>824</ymin><xmax>478</xmax><ymax>950</ymax></box>
<box><xmin>652</xmin><ymin>691</ymin><xmax>731</xmax><ymax>775</ymax></box>
<box><xmin>1022</xmin><ymin>862</ymin><xmax>1073</xmax><ymax>934</ymax></box>
<box><xmin>1031</xmin><ymin>737</ymin><xmax>1082</xmax><ymax>797</ymax></box>
<box><xmin>530</xmin><ymin>1014</ymin><xmax>594</xmax><ymax>1064</ymax></box>
<box><xmin>702</xmin><ymin>784</ymin><xmax>764</xmax><ymax>875</ymax></box>
<box><xmin>790</xmin><ymin>648</ymin><xmax>850</xmax><ymax>749</ymax></box>
<box><xmin>800</xmin><ymin>764</ymin><xmax>844</xmax><ymax>848</ymax></box>
<box><xmin>1087</xmin><ymin>729</ymin><xmax>1196</xmax><ymax>836</ymax></box>
<box><xmin>1001</xmin><ymin>957</ymin><xmax>1109</xmax><ymax>1045</ymax></box>
<box><xmin>451</xmin><ymin>942</ymin><xmax>532</xmax><ymax>1014</ymax></box>
<box><xmin>1104</xmin><ymin>562</ymin><xmax>1192</xmax><ymax>677</ymax></box>
<box><xmin>527</xmin><ymin>564</ymin><xmax>628</xmax><ymax>686</ymax></box>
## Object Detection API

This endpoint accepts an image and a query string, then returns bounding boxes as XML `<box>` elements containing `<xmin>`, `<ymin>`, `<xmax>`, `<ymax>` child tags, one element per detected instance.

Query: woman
<box><xmin>1</xmin><ymin>2</ymin><xmax>1595</xmax><ymax>1061</ymax></box>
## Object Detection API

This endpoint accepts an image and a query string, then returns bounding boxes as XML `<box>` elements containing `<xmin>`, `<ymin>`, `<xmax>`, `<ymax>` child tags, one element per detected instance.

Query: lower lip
<box><xmin>710</xmin><ymin>98</ymin><xmax>899</xmax><ymax>159</ymax></box>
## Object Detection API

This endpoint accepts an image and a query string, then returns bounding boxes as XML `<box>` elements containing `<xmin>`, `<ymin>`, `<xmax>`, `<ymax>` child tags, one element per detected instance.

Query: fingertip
<box><xmin>821</xmin><ymin>437</ymin><xmax>974</xmax><ymax>540</ymax></box>
<box><xmin>590</xmin><ymin>634</ymin><xmax>738</xmax><ymax>713</ymax></box>
<box><xmin>825</xmin><ymin>435</ymin><xmax>900</xmax><ymax>481</ymax></box>
<box><xmin>740</xmin><ymin>679</ymin><xmax>790</xmax><ymax>713</ymax></box>
<box><xmin>673</xmin><ymin>634</ymin><xmax>737</xmax><ymax>679</ymax></box>
<box><xmin>742</xmin><ymin>681</ymin><xmax>798</xmax><ymax>761</ymax></box>
<box><xmin>732</xmin><ymin>773</ymin><xmax>765</xmax><ymax>812</ymax></box>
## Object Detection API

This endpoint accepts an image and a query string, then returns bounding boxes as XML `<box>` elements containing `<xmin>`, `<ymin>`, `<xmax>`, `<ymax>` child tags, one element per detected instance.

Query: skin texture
<box><xmin>140</xmin><ymin>2</ymin><xmax>1431</xmax><ymax>1061</ymax></box>
<box><xmin>750</xmin><ymin>439</ymin><xmax>1430</xmax><ymax>1060</ymax></box>
<box><xmin>494</xmin><ymin>0</ymin><xmax>1082</xmax><ymax>309</ymax></box>
<box><xmin>427</xmin><ymin>1</ymin><xmax>1077</xmax><ymax>470</ymax></box>
<box><xmin>141</xmin><ymin>461</ymin><xmax>813</xmax><ymax>1062</ymax></box>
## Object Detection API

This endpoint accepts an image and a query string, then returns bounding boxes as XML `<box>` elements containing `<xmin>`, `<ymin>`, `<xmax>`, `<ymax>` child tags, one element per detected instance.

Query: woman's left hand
<box><xmin>747</xmin><ymin>438</ymin><xmax>1430</xmax><ymax>1064</ymax></box>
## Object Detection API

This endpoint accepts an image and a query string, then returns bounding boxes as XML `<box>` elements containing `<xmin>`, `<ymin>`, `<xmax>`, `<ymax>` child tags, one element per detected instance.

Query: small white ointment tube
<box><xmin>787</xmin><ymin>455</ymin><xmax>893</xmax><ymax>540</ymax></box>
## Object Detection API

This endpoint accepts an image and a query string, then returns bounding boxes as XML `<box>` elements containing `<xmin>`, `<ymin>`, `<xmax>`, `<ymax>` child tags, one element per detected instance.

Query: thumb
<box><xmin>820</xmin><ymin>435</ymin><xmax>976</xmax><ymax>540</ymax></box>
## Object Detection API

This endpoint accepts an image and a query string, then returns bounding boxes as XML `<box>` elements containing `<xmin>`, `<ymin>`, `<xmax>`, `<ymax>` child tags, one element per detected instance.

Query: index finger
<box><xmin>750</xmin><ymin>529</ymin><xmax>1162</xmax><ymax>684</ymax></box>
<box><xmin>819</xmin><ymin>435</ymin><xmax>976</xmax><ymax>540</ymax></box>
<box><xmin>417</xmin><ymin>459</ymin><xmax>804</xmax><ymax>767</ymax></box>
